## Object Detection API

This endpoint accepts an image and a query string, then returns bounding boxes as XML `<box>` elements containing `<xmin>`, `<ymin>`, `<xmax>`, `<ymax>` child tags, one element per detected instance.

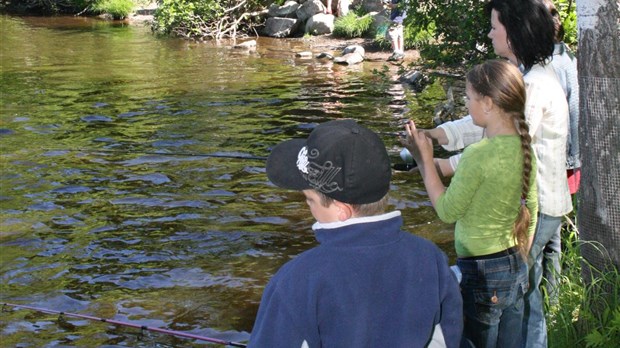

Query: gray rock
<box><xmin>296</xmin><ymin>0</ymin><xmax>325</xmax><ymax>22</ymax></box>
<box><xmin>360</xmin><ymin>0</ymin><xmax>386</xmax><ymax>13</ymax></box>
<box><xmin>268</xmin><ymin>1</ymin><xmax>300</xmax><ymax>18</ymax></box>
<box><xmin>399</xmin><ymin>70</ymin><xmax>425</xmax><ymax>85</ymax></box>
<box><xmin>316</xmin><ymin>52</ymin><xmax>334</xmax><ymax>60</ymax></box>
<box><xmin>342</xmin><ymin>45</ymin><xmax>365</xmax><ymax>56</ymax></box>
<box><xmin>263</xmin><ymin>17</ymin><xmax>301</xmax><ymax>37</ymax></box>
<box><xmin>334</xmin><ymin>52</ymin><xmax>364</xmax><ymax>65</ymax></box>
<box><xmin>296</xmin><ymin>51</ymin><xmax>313</xmax><ymax>58</ymax></box>
<box><xmin>234</xmin><ymin>40</ymin><xmax>257</xmax><ymax>49</ymax></box>
<box><xmin>305</xmin><ymin>13</ymin><xmax>334</xmax><ymax>35</ymax></box>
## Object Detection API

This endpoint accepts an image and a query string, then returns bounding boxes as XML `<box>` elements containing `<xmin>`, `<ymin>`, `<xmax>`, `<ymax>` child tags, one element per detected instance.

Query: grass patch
<box><xmin>546</xmin><ymin>219</ymin><xmax>620</xmax><ymax>348</ymax></box>
<box><xmin>333</xmin><ymin>12</ymin><xmax>373</xmax><ymax>38</ymax></box>
<box><xmin>92</xmin><ymin>0</ymin><xmax>135</xmax><ymax>19</ymax></box>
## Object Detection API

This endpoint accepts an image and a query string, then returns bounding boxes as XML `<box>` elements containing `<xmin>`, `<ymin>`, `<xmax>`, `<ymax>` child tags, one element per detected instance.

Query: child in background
<box><xmin>402</xmin><ymin>60</ymin><xmax>538</xmax><ymax>348</ymax></box>
<box><xmin>386</xmin><ymin>0</ymin><xmax>406</xmax><ymax>61</ymax></box>
<box><xmin>249</xmin><ymin>119</ymin><xmax>463</xmax><ymax>347</ymax></box>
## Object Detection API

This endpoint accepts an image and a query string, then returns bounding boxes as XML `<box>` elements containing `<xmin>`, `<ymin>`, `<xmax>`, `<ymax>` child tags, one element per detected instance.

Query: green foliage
<box><xmin>91</xmin><ymin>0</ymin><xmax>134</xmax><ymax>19</ymax></box>
<box><xmin>2</xmin><ymin>0</ymin><xmax>89</xmax><ymax>14</ymax></box>
<box><xmin>402</xmin><ymin>0</ymin><xmax>577</xmax><ymax>67</ymax></box>
<box><xmin>584</xmin><ymin>308</ymin><xmax>620</xmax><ymax>347</ymax></box>
<box><xmin>546</xmin><ymin>224</ymin><xmax>620</xmax><ymax>348</ymax></box>
<box><xmin>152</xmin><ymin>0</ymin><xmax>265</xmax><ymax>38</ymax></box>
<box><xmin>374</xmin><ymin>21</ymin><xmax>435</xmax><ymax>52</ymax></box>
<box><xmin>402</xmin><ymin>0</ymin><xmax>492</xmax><ymax>67</ymax></box>
<box><xmin>403</xmin><ymin>21</ymin><xmax>435</xmax><ymax>50</ymax></box>
<box><xmin>1</xmin><ymin>0</ymin><xmax>145</xmax><ymax>18</ymax></box>
<box><xmin>152</xmin><ymin>0</ymin><xmax>221</xmax><ymax>36</ymax></box>
<box><xmin>554</xmin><ymin>0</ymin><xmax>578</xmax><ymax>47</ymax></box>
<box><xmin>333</xmin><ymin>12</ymin><xmax>374</xmax><ymax>38</ymax></box>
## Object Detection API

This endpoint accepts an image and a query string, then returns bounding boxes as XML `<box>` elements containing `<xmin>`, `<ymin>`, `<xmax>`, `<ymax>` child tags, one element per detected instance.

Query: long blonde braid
<box><xmin>513</xmin><ymin>114</ymin><xmax>533</xmax><ymax>258</ymax></box>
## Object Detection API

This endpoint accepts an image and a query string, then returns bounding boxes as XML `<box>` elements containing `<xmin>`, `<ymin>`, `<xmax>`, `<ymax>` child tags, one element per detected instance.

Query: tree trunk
<box><xmin>576</xmin><ymin>0</ymin><xmax>620</xmax><ymax>275</ymax></box>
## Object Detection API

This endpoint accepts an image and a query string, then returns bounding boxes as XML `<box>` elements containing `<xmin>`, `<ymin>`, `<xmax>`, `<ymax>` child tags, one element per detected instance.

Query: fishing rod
<box><xmin>39</xmin><ymin>147</ymin><xmax>268</xmax><ymax>161</ymax></box>
<box><xmin>2</xmin><ymin>303</ymin><xmax>247</xmax><ymax>347</ymax></box>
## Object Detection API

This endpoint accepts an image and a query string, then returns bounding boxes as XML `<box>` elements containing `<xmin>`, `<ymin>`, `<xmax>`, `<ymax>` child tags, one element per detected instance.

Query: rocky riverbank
<box><xmin>125</xmin><ymin>3</ymin><xmax>465</xmax><ymax>124</ymax></box>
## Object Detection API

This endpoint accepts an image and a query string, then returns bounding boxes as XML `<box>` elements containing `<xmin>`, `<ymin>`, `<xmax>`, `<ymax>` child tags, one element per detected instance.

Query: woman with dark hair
<box><xmin>410</xmin><ymin>0</ymin><xmax>571</xmax><ymax>346</ymax></box>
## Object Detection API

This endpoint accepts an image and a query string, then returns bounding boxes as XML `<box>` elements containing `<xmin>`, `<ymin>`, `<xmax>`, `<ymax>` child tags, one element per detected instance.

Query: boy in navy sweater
<box><xmin>249</xmin><ymin>119</ymin><xmax>462</xmax><ymax>347</ymax></box>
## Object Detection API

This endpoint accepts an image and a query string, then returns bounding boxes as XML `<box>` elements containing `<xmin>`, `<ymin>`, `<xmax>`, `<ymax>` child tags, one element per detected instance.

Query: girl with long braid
<box><xmin>402</xmin><ymin>59</ymin><xmax>537</xmax><ymax>348</ymax></box>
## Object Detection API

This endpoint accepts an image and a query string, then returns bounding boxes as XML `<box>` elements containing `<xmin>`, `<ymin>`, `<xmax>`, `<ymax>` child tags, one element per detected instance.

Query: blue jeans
<box><xmin>543</xmin><ymin>225</ymin><xmax>562</xmax><ymax>306</ymax></box>
<box><xmin>457</xmin><ymin>251</ymin><xmax>528</xmax><ymax>348</ymax></box>
<box><xmin>522</xmin><ymin>213</ymin><xmax>562</xmax><ymax>348</ymax></box>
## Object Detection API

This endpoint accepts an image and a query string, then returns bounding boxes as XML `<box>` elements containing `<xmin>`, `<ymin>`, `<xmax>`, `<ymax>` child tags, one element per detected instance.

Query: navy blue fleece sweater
<box><xmin>249</xmin><ymin>211</ymin><xmax>463</xmax><ymax>347</ymax></box>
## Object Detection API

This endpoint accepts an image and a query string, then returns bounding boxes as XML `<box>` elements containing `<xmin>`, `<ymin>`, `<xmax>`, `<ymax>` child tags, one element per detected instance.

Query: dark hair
<box><xmin>541</xmin><ymin>0</ymin><xmax>565</xmax><ymax>42</ymax></box>
<box><xmin>466</xmin><ymin>59</ymin><xmax>533</xmax><ymax>258</ymax></box>
<box><xmin>486</xmin><ymin>0</ymin><xmax>555</xmax><ymax>70</ymax></box>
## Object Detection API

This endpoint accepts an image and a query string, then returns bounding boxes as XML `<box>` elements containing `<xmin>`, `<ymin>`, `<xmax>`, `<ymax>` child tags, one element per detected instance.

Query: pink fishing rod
<box><xmin>2</xmin><ymin>302</ymin><xmax>247</xmax><ymax>347</ymax></box>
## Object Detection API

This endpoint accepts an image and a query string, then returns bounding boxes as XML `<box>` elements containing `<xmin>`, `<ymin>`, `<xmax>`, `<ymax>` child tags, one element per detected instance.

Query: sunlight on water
<box><xmin>0</xmin><ymin>14</ymin><xmax>454</xmax><ymax>346</ymax></box>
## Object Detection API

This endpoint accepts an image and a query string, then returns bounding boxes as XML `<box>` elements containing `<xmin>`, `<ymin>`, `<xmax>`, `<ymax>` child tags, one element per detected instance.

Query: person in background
<box><xmin>387</xmin><ymin>0</ymin><xmax>406</xmax><ymax>61</ymax></box>
<box><xmin>248</xmin><ymin>119</ymin><xmax>463</xmax><ymax>347</ymax></box>
<box><xmin>543</xmin><ymin>0</ymin><xmax>580</xmax><ymax>306</ymax></box>
<box><xmin>324</xmin><ymin>0</ymin><xmax>333</xmax><ymax>14</ymax></box>
<box><xmin>402</xmin><ymin>59</ymin><xmax>538</xmax><ymax>348</ymax></box>
<box><xmin>324</xmin><ymin>0</ymin><xmax>349</xmax><ymax>16</ymax></box>
<box><xmin>406</xmin><ymin>0</ymin><xmax>570</xmax><ymax>346</ymax></box>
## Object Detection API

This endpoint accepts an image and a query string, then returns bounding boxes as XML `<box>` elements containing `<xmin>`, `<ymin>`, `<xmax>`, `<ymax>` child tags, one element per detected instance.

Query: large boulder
<box><xmin>296</xmin><ymin>0</ymin><xmax>325</xmax><ymax>22</ymax></box>
<box><xmin>263</xmin><ymin>17</ymin><xmax>302</xmax><ymax>37</ymax></box>
<box><xmin>305</xmin><ymin>13</ymin><xmax>334</xmax><ymax>35</ymax></box>
<box><xmin>268</xmin><ymin>1</ymin><xmax>300</xmax><ymax>18</ymax></box>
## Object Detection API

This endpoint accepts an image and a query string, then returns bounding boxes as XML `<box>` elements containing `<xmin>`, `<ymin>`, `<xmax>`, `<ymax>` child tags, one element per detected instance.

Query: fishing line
<box><xmin>37</xmin><ymin>147</ymin><xmax>268</xmax><ymax>161</ymax></box>
<box><xmin>34</xmin><ymin>132</ymin><xmax>405</xmax><ymax>161</ymax></box>
<box><xmin>2</xmin><ymin>303</ymin><xmax>247</xmax><ymax>347</ymax></box>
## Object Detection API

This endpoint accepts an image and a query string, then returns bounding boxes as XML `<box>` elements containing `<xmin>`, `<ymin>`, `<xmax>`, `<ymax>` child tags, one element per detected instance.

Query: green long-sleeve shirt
<box><xmin>436</xmin><ymin>135</ymin><xmax>538</xmax><ymax>257</ymax></box>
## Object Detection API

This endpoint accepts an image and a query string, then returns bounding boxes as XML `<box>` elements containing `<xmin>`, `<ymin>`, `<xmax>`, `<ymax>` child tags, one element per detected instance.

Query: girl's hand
<box><xmin>400</xmin><ymin>120</ymin><xmax>435</xmax><ymax>166</ymax></box>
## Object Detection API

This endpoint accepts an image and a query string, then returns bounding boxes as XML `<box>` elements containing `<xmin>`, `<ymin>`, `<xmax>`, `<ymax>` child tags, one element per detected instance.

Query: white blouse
<box><xmin>438</xmin><ymin>62</ymin><xmax>572</xmax><ymax>217</ymax></box>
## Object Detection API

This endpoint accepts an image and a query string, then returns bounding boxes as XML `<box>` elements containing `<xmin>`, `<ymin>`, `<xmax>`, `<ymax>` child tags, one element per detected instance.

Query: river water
<box><xmin>0</xmin><ymin>15</ymin><xmax>456</xmax><ymax>347</ymax></box>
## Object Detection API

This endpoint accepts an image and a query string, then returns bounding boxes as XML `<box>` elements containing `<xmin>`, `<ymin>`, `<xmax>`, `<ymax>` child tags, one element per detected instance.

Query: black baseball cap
<box><xmin>266</xmin><ymin>119</ymin><xmax>391</xmax><ymax>204</ymax></box>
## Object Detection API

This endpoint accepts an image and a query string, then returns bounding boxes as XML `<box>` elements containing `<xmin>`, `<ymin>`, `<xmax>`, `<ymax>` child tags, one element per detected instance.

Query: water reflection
<box><xmin>0</xmin><ymin>14</ymin><xmax>454</xmax><ymax>346</ymax></box>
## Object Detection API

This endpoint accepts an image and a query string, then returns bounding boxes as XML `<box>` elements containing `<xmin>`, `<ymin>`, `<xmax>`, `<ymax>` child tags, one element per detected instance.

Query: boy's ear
<box><xmin>333</xmin><ymin>201</ymin><xmax>354</xmax><ymax>221</ymax></box>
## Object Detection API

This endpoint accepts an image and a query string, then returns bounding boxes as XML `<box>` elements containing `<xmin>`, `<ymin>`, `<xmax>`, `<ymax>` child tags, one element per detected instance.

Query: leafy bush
<box><xmin>91</xmin><ymin>0</ymin><xmax>134</xmax><ymax>19</ymax></box>
<box><xmin>333</xmin><ymin>12</ymin><xmax>374</xmax><ymax>38</ymax></box>
<box><xmin>555</xmin><ymin>0</ymin><xmax>577</xmax><ymax>47</ymax></box>
<box><xmin>401</xmin><ymin>0</ymin><xmax>578</xmax><ymax>67</ymax></box>
<box><xmin>401</xmin><ymin>0</ymin><xmax>492</xmax><ymax>67</ymax></box>
<box><xmin>2</xmin><ymin>0</ymin><xmax>89</xmax><ymax>14</ymax></box>
<box><xmin>152</xmin><ymin>0</ymin><xmax>266</xmax><ymax>39</ymax></box>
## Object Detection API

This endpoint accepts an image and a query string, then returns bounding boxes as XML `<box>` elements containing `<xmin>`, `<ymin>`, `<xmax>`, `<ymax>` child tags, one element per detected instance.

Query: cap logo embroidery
<box><xmin>297</xmin><ymin>146</ymin><xmax>343</xmax><ymax>194</ymax></box>
<box><xmin>296</xmin><ymin>147</ymin><xmax>309</xmax><ymax>174</ymax></box>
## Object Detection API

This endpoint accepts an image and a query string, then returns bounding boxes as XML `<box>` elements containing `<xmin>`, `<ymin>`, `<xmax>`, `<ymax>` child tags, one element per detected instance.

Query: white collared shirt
<box><xmin>438</xmin><ymin>62</ymin><xmax>572</xmax><ymax>217</ymax></box>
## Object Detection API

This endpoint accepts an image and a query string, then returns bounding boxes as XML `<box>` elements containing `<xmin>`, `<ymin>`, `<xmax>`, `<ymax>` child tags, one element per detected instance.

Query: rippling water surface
<box><xmin>0</xmin><ymin>14</ymin><xmax>455</xmax><ymax>346</ymax></box>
